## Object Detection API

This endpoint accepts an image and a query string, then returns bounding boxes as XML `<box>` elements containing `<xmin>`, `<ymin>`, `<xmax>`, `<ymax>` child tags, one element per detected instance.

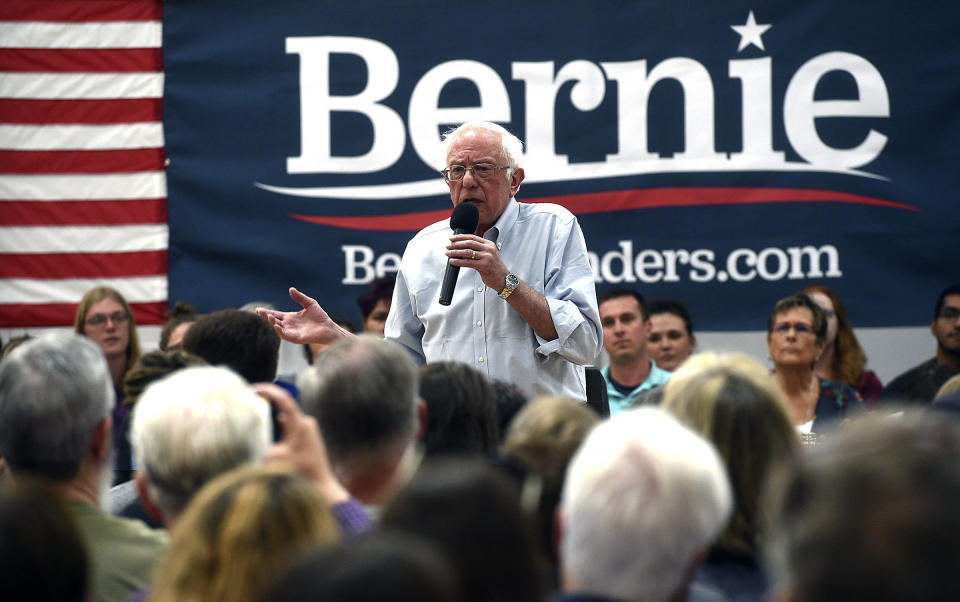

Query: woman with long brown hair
<box><xmin>798</xmin><ymin>284</ymin><xmax>883</xmax><ymax>404</ymax></box>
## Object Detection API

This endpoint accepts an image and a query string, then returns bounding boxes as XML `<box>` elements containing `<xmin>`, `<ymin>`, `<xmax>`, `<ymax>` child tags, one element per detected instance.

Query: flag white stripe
<box><xmin>0</xmin><ymin>73</ymin><xmax>163</xmax><ymax>100</ymax></box>
<box><xmin>0</xmin><ymin>225</ymin><xmax>169</xmax><ymax>253</ymax></box>
<box><xmin>0</xmin><ymin>22</ymin><xmax>162</xmax><ymax>49</ymax></box>
<box><xmin>0</xmin><ymin>172</ymin><xmax>166</xmax><ymax>201</ymax></box>
<box><xmin>0</xmin><ymin>276</ymin><xmax>167</xmax><ymax>304</ymax></box>
<box><xmin>0</xmin><ymin>123</ymin><xmax>164</xmax><ymax>151</ymax></box>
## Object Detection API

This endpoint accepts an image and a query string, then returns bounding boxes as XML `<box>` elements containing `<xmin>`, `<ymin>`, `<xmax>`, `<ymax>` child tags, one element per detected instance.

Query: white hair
<box><xmin>0</xmin><ymin>333</ymin><xmax>112</xmax><ymax>479</ymax></box>
<box><xmin>439</xmin><ymin>121</ymin><xmax>525</xmax><ymax>174</ymax></box>
<box><xmin>561</xmin><ymin>407</ymin><xmax>732</xmax><ymax>602</ymax></box>
<box><xmin>131</xmin><ymin>366</ymin><xmax>271</xmax><ymax>518</ymax></box>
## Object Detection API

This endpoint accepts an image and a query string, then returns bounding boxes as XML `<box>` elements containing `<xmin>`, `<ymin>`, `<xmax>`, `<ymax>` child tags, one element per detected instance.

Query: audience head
<box><xmin>121</xmin><ymin>349</ymin><xmax>207</xmax><ymax>407</ymax></box>
<box><xmin>1</xmin><ymin>334</ymin><xmax>33</xmax><ymax>362</ymax></box>
<box><xmin>767</xmin><ymin>294</ymin><xmax>827</xmax><ymax>371</ymax></box>
<box><xmin>264</xmin><ymin>533</ymin><xmax>461</xmax><ymax>602</ymax></box>
<box><xmin>131</xmin><ymin>366</ymin><xmax>272</xmax><ymax>521</ymax></box>
<box><xmin>150</xmin><ymin>465</ymin><xmax>338</xmax><ymax>602</ymax></box>
<box><xmin>298</xmin><ymin>335</ymin><xmax>420</xmax><ymax>504</ymax></box>
<box><xmin>381</xmin><ymin>458</ymin><xmax>542</xmax><ymax>602</ymax></box>
<box><xmin>492</xmin><ymin>379</ymin><xmax>528</xmax><ymax>438</ymax></box>
<box><xmin>931</xmin><ymin>282</ymin><xmax>960</xmax><ymax>361</ymax></box>
<box><xmin>0</xmin><ymin>479</ymin><xmax>89</xmax><ymax>602</ymax></box>
<box><xmin>503</xmin><ymin>395</ymin><xmax>599</xmax><ymax>483</ymax></box>
<box><xmin>159</xmin><ymin>301</ymin><xmax>199</xmax><ymax>352</ymax></box>
<box><xmin>647</xmin><ymin>299</ymin><xmax>697</xmax><ymax>371</ymax></box>
<box><xmin>561</xmin><ymin>407</ymin><xmax>732</xmax><ymax>602</ymax></box>
<box><xmin>0</xmin><ymin>333</ymin><xmax>112</xmax><ymax>480</ymax></box>
<box><xmin>662</xmin><ymin>353</ymin><xmax>796</xmax><ymax>556</ymax></box>
<box><xmin>419</xmin><ymin>361</ymin><xmax>499</xmax><ymax>456</ymax></box>
<box><xmin>598</xmin><ymin>288</ymin><xmax>650</xmax><ymax>363</ymax></box>
<box><xmin>764</xmin><ymin>411</ymin><xmax>960</xmax><ymax>602</ymax></box>
<box><xmin>182</xmin><ymin>309</ymin><xmax>280</xmax><ymax>383</ymax></box>
<box><xmin>73</xmin><ymin>285</ymin><xmax>141</xmax><ymax>374</ymax></box>
<box><xmin>798</xmin><ymin>285</ymin><xmax>868</xmax><ymax>385</ymax></box>
<box><xmin>357</xmin><ymin>276</ymin><xmax>395</xmax><ymax>336</ymax></box>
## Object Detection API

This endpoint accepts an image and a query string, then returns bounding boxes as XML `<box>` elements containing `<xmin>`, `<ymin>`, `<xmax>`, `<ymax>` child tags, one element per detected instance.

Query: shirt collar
<box><xmin>483</xmin><ymin>197</ymin><xmax>519</xmax><ymax>244</ymax></box>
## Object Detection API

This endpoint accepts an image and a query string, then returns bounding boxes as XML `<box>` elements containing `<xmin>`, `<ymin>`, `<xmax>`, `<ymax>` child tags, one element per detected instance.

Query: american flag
<box><xmin>0</xmin><ymin>0</ymin><xmax>167</xmax><ymax>345</ymax></box>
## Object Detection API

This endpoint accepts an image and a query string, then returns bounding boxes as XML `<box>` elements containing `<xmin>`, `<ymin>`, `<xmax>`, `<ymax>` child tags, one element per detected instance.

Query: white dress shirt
<box><xmin>385</xmin><ymin>198</ymin><xmax>602</xmax><ymax>400</ymax></box>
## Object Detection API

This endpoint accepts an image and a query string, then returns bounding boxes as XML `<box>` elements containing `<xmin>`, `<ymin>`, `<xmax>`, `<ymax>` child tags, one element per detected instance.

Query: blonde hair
<box><xmin>935</xmin><ymin>374</ymin><xmax>960</xmax><ymax>400</ymax></box>
<box><xmin>662</xmin><ymin>352</ymin><xmax>797</xmax><ymax>556</ymax></box>
<box><xmin>149</xmin><ymin>465</ymin><xmax>339</xmax><ymax>602</ymax></box>
<box><xmin>503</xmin><ymin>395</ymin><xmax>599</xmax><ymax>480</ymax></box>
<box><xmin>73</xmin><ymin>286</ymin><xmax>142</xmax><ymax>376</ymax></box>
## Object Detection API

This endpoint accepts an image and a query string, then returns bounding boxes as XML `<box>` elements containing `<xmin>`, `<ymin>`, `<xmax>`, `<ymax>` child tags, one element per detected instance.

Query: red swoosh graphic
<box><xmin>288</xmin><ymin>187</ymin><xmax>920</xmax><ymax>231</ymax></box>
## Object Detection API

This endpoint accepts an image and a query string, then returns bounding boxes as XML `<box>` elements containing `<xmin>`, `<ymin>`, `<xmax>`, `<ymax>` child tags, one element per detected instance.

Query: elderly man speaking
<box><xmin>259</xmin><ymin>121</ymin><xmax>601</xmax><ymax>399</ymax></box>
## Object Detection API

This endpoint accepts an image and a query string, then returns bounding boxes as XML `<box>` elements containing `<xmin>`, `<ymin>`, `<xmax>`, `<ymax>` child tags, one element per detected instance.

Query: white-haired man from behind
<box><xmin>558</xmin><ymin>407</ymin><xmax>732</xmax><ymax>602</ymax></box>
<box><xmin>0</xmin><ymin>333</ymin><xmax>168</xmax><ymax>602</ymax></box>
<box><xmin>130</xmin><ymin>366</ymin><xmax>272</xmax><ymax>526</ymax></box>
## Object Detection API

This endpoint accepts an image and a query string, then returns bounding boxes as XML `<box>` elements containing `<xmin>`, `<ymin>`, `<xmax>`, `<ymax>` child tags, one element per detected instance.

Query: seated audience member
<box><xmin>263</xmin><ymin>533</ymin><xmax>461</xmax><ymax>602</ymax></box>
<box><xmin>647</xmin><ymin>299</ymin><xmax>698</xmax><ymax>372</ymax></box>
<box><xmin>501</xmin><ymin>395</ymin><xmax>600</xmax><ymax>585</ymax></box>
<box><xmin>766</xmin><ymin>294</ymin><xmax>863</xmax><ymax>442</ymax></box>
<box><xmin>420</xmin><ymin>361</ymin><xmax>499</xmax><ymax>456</ymax></box>
<box><xmin>883</xmin><ymin>283</ymin><xmax>960</xmax><ymax>403</ymax></box>
<box><xmin>298</xmin><ymin>335</ymin><xmax>424</xmax><ymax>509</ymax></box>
<box><xmin>764</xmin><ymin>411</ymin><xmax>960</xmax><ymax>602</ymax></box>
<box><xmin>357</xmin><ymin>276</ymin><xmax>395</xmax><ymax>336</ymax></box>
<box><xmin>558</xmin><ymin>407</ymin><xmax>732</xmax><ymax>602</ymax></box>
<box><xmin>74</xmin><ymin>286</ymin><xmax>142</xmax><ymax>484</ymax></box>
<box><xmin>0</xmin><ymin>334</ymin><xmax>167</xmax><ymax>602</ymax></box>
<box><xmin>598</xmin><ymin>288</ymin><xmax>671</xmax><ymax>413</ymax></box>
<box><xmin>380</xmin><ymin>458</ymin><xmax>544</xmax><ymax>602</ymax></box>
<box><xmin>109</xmin><ymin>350</ymin><xmax>208</xmax><ymax>527</ymax></box>
<box><xmin>149</xmin><ymin>465</ymin><xmax>339</xmax><ymax>602</ymax></box>
<box><xmin>663</xmin><ymin>353</ymin><xmax>797</xmax><ymax>602</ymax></box>
<box><xmin>129</xmin><ymin>366</ymin><xmax>272</xmax><ymax>531</ymax></box>
<box><xmin>158</xmin><ymin>301</ymin><xmax>199</xmax><ymax>352</ymax></box>
<box><xmin>798</xmin><ymin>285</ymin><xmax>883</xmax><ymax>405</ymax></box>
<box><xmin>0</xmin><ymin>479</ymin><xmax>89</xmax><ymax>602</ymax></box>
<box><xmin>182</xmin><ymin>308</ymin><xmax>280</xmax><ymax>383</ymax></box>
<box><xmin>492</xmin><ymin>378</ymin><xmax>529</xmax><ymax>438</ymax></box>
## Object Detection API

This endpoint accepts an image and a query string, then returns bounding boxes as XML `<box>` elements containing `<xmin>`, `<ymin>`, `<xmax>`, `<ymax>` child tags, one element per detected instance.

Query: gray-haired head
<box><xmin>0</xmin><ymin>333</ymin><xmax>112</xmax><ymax>479</ymax></box>
<box><xmin>440</xmin><ymin>121</ymin><xmax>524</xmax><ymax>172</ymax></box>
<box><xmin>298</xmin><ymin>335</ymin><xmax>418</xmax><ymax>469</ymax></box>
<box><xmin>561</xmin><ymin>407</ymin><xmax>732</xmax><ymax>602</ymax></box>
<box><xmin>131</xmin><ymin>366</ymin><xmax>271</xmax><ymax>519</ymax></box>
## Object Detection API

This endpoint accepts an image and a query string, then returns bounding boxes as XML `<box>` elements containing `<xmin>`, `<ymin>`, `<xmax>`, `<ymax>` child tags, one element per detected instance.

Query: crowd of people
<box><xmin>1</xmin><ymin>118</ymin><xmax>959</xmax><ymax>602</ymax></box>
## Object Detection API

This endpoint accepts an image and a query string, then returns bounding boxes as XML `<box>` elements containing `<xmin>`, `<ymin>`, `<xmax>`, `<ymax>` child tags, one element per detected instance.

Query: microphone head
<box><xmin>450</xmin><ymin>202</ymin><xmax>479</xmax><ymax>234</ymax></box>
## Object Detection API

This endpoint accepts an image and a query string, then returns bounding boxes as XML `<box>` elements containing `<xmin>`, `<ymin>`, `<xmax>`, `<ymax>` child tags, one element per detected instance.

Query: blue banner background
<box><xmin>163</xmin><ymin>0</ymin><xmax>959</xmax><ymax>331</ymax></box>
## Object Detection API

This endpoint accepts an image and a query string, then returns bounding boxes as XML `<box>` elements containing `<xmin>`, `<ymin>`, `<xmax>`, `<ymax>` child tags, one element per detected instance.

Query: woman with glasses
<box><xmin>74</xmin><ymin>286</ymin><xmax>142</xmax><ymax>483</ymax></box>
<box><xmin>766</xmin><ymin>294</ymin><xmax>863</xmax><ymax>441</ymax></box>
<box><xmin>798</xmin><ymin>284</ymin><xmax>883</xmax><ymax>405</ymax></box>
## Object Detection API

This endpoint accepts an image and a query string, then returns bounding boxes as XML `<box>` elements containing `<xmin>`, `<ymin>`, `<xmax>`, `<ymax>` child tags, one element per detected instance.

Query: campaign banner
<box><xmin>162</xmin><ymin>0</ymin><xmax>959</xmax><ymax>331</ymax></box>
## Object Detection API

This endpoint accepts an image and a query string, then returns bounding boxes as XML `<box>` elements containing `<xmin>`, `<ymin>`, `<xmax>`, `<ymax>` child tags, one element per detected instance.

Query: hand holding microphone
<box><xmin>438</xmin><ymin>202</ymin><xmax>479</xmax><ymax>306</ymax></box>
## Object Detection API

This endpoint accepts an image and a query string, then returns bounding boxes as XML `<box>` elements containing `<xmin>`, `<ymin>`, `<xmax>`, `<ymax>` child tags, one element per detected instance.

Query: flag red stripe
<box><xmin>0</xmin><ymin>199</ymin><xmax>166</xmax><ymax>226</ymax></box>
<box><xmin>0</xmin><ymin>0</ymin><xmax>161</xmax><ymax>22</ymax></box>
<box><xmin>0</xmin><ymin>301</ymin><xmax>167</xmax><ymax>329</ymax></box>
<box><xmin>0</xmin><ymin>99</ymin><xmax>162</xmax><ymax>124</ymax></box>
<box><xmin>0</xmin><ymin>149</ymin><xmax>166</xmax><ymax>174</ymax></box>
<box><xmin>0</xmin><ymin>251</ymin><xmax>167</xmax><ymax>279</ymax></box>
<box><xmin>0</xmin><ymin>48</ymin><xmax>162</xmax><ymax>73</ymax></box>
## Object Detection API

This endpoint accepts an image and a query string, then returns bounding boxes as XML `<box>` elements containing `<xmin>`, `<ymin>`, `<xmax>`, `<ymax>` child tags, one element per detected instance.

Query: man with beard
<box><xmin>883</xmin><ymin>283</ymin><xmax>960</xmax><ymax>403</ymax></box>
<box><xmin>0</xmin><ymin>333</ymin><xmax>167</xmax><ymax>602</ymax></box>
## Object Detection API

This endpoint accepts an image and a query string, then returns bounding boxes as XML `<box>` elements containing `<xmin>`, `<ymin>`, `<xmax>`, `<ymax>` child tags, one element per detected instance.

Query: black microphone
<box><xmin>438</xmin><ymin>202</ymin><xmax>479</xmax><ymax>306</ymax></box>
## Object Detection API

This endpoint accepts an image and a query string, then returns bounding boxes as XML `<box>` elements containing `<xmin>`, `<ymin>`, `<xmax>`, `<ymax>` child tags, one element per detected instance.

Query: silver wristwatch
<box><xmin>498</xmin><ymin>273</ymin><xmax>519</xmax><ymax>299</ymax></box>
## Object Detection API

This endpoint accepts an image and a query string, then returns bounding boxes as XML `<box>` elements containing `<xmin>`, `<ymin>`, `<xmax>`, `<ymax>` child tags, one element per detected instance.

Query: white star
<box><xmin>731</xmin><ymin>10</ymin><xmax>772</xmax><ymax>52</ymax></box>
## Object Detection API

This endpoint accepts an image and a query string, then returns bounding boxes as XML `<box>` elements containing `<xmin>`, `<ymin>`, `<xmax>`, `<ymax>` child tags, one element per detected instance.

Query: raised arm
<box><xmin>255</xmin><ymin>287</ymin><xmax>355</xmax><ymax>345</ymax></box>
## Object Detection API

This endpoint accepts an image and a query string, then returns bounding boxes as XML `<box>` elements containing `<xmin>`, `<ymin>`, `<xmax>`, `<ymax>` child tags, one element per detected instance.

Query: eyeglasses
<box><xmin>441</xmin><ymin>163</ymin><xmax>511</xmax><ymax>182</ymax></box>
<box><xmin>821</xmin><ymin>308</ymin><xmax>836</xmax><ymax>319</ymax></box>
<box><xmin>939</xmin><ymin>307</ymin><xmax>960</xmax><ymax>321</ymax></box>
<box><xmin>85</xmin><ymin>311</ymin><xmax>130</xmax><ymax>328</ymax></box>
<box><xmin>772</xmin><ymin>322</ymin><xmax>814</xmax><ymax>336</ymax></box>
